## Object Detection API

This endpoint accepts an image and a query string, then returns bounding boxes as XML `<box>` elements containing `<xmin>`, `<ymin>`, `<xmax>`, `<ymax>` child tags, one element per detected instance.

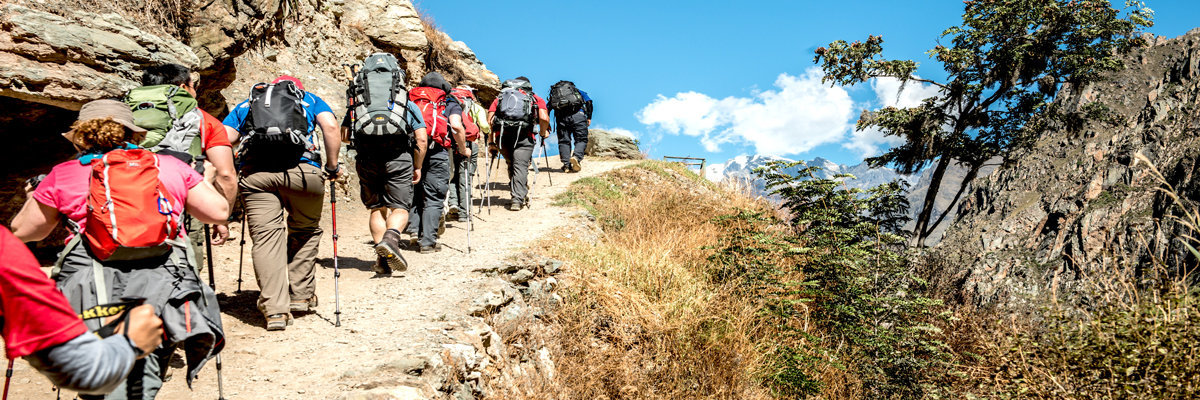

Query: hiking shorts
<box><xmin>356</xmin><ymin>153</ymin><xmax>414</xmax><ymax>210</ymax></box>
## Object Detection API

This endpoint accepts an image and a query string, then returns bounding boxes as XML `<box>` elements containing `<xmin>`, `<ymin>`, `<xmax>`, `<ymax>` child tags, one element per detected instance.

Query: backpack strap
<box><xmin>92</xmin><ymin>258</ymin><xmax>108</xmax><ymax>304</ymax></box>
<box><xmin>165</xmin><ymin>85</ymin><xmax>180</xmax><ymax>120</ymax></box>
<box><xmin>51</xmin><ymin>233</ymin><xmax>84</xmax><ymax>280</ymax></box>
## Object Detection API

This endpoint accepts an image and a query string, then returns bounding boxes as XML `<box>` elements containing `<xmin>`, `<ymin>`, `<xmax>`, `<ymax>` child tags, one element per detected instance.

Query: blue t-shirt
<box><xmin>553</xmin><ymin>89</ymin><xmax>592</xmax><ymax>124</ymax></box>
<box><xmin>223</xmin><ymin>91</ymin><xmax>335</xmax><ymax>168</ymax></box>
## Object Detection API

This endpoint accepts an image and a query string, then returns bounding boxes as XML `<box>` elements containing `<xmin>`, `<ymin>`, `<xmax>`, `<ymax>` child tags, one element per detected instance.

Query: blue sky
<box><xmin>418</xmin><ymin>0</ymin><xmax>1200</xmax><ymax>167</ymax></box>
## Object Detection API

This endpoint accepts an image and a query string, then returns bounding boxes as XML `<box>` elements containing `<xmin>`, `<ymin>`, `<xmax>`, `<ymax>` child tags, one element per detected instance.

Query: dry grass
<box><xmin>496</xmin><ymin>162</ymin><xmax>778</xmax><ymax>399</ymax></box>
<box><xmin>416</xmin><ymin>10</ymin><xmax>454</xmax><ymax>75</ymax></box>
<box><xmin>40</xmin><ymin>0</ymin><xmax>194</xmax><ymax>39</ymax></box>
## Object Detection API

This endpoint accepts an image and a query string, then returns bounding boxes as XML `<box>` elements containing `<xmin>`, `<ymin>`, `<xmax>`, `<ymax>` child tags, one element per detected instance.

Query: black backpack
<box><xmin>348</xmin><ymin>53</ymin><xmax>411</xmax><ymax>137</ymax></box>
<box><xmin>548</xmin><ymin>80</ymin><xmax>584</xmax><ymax>111</ymax></box>
<box><xmin>239</xmin><ymin>81</ymin><xmax>311</xmax><ymax>168</ymax></box>
<box><xmin>494</xmin><ymin>79</ymin><xmax>536</xmax><ymax>133</ymax></box>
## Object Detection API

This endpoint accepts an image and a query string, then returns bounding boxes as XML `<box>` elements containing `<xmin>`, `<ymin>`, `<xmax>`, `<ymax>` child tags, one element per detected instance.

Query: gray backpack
<box><xmin>348</xmin><ymin>53</ymin><xmax>411</xmax><ymax>136</ymax></box>
<box><xmin>494</xmin><ymin>79</ymin><xmax>536</xmax><ymax>132</ymax></box>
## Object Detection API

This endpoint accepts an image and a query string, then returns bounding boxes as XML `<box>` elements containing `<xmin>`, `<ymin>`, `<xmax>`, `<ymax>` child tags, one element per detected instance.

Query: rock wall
<box><xmin>933</xmin><ymin>30</ymin><xmax>1200</xmax><ymax>308</ymax></box>
<box><xmin>0</xmin><ymin>0</ymin><xmax>498</xmax><ymax>227</ymax></box>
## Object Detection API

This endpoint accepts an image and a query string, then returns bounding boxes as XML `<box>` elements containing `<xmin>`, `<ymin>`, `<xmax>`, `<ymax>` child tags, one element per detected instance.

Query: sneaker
<box><xmin>419</xmin><ymin>244</ymin><xmax>442</xmax><ymax>254</ymax></box>
<box><xmin>457</xmin><ymin>214</ymin><xmax>469</xmax><ymax>223</ymax></box>
<box><xmin>508</xmin><ymin>201</ymin><xmax>523</xmax><ymax>211</ymax></box>
<box><xmin>374</xmin><ymin>229</ymin><xmax>409</xmax><ymax>272</ymax></box>
<box><xmin>570</xmin><ymin>157</ymin><xmax>582</xmax><ymax>173</ymax></box>
<box><xmin>372</xmin><ymin>255</ymin><xmax>392</xmax><ymax>276</ymax></box>
<box><xmin>289</xmin><ymin>294</ymin><xmax>318</xmax><ymax>312</ymax></box>
<box><xmin>265</xmin><ymin>313</ymin><xmax>289</xmax><ymax>331</ymax></box>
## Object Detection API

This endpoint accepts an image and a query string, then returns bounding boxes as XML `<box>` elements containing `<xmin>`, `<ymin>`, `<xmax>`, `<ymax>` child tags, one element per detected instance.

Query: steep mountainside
<box><xmin>934</xmin><ymin>30</ymin><xmax>1200</xmax><ymax>307</ymax></box>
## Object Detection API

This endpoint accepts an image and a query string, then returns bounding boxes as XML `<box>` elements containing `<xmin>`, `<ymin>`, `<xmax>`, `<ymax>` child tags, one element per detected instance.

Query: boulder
<box><xmin>0</xmin><ymin>4</ymin><xmax>198</xmax><ymax>109</ymax></box>
<box><xmin>343</xmin><ymin>0</ymin><xmax>427</xmax><ymax>52</ymax></box>
<box><xmin>585</xmin><ymin>129</ymin><xmax>642</xmax><ymax>159</ymax></box>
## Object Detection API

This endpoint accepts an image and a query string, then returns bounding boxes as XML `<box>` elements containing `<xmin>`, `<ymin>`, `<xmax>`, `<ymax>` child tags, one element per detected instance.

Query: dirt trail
<box><xmin>8</xmin><ymin>155</ymin><xmax>633</xmax><ymax>400</ymax></box>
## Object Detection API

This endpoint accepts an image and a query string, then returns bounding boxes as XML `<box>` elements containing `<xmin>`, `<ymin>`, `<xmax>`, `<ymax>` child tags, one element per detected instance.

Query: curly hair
<box><xmin>70</xmin><ymin>117</ymin><xmax>130</xmax><ymax>150</ymax></box>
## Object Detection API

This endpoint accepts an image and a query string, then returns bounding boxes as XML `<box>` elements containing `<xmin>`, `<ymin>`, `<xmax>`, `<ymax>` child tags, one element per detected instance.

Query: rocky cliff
<box><xmin>0</xmin><ymin>0</ymin><xmax>498</xmax><ymax>228</ymax></box>
<box><xmin>933</xmin><ymin>30</ymin><xmax>1200</xmax><ymax>307</ymax></box>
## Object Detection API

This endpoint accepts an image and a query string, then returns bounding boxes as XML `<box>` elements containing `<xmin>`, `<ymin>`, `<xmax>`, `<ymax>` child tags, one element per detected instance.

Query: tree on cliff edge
<box><xmin>814</xmin><ymin>0</ymin><xmax>1153</xmax><ymax>246</ymax></box>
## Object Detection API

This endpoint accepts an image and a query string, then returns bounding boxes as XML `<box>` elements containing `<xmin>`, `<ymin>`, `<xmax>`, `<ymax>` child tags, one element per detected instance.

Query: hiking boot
<box><xmin>372</xmin><ymin>255</ymin><xmax>392</xmax><ymax>276</ymax></box>
<box><xmin>437</xmin><ymin>215</ymin><xmax>446</xmax><ymax>236</ymax></box>
<box><xmin>508</xmin><ymin>201</ymin><xmax>523</xmax><ymax>211</ymax></box>
<box><xmin>458</xmin><ymin>214</ymin><xmax>469</xmax><ymax>223</ymax></box>
<box><xmin>375</xmin><ymin>229</ymin><xmax>409</xmax><ymax>272</ymax></box>
<box><xmin>446</xmin><ymin>206</ymin><xmax>460</xmax><ymax>219</ymax></box>
<box><xmin>265</xmin><ymin>313</ymin><xmax>290</xmax><ymax>331</ymax></box>
<box><xmin>289</xmin><ymin>294</ymin><xmax>317</xmax><ymax>312</ymax></box>
<box><xmin>419</xmin><ymin>244</ymin><xmax>442</xmax><ymax>254</ymax></box>
<box><xmin>570</xmin><ymin>157</ymin><xmax>582</xmax><ymax>173</ymax></box>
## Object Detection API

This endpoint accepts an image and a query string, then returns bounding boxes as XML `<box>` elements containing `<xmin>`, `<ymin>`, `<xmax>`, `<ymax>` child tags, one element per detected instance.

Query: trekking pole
<box><xmin>329</xmin><ymin>180</ymin><xmax>342</xmax><ymax>327</ymax></box>
<box><xmin>530</xmin><ymin>138</ymin><xmax>542</xmax><ymax>188</ymax></box>
<box><xmin>483</xmin><ymin>153</ymin><xmax>499</xmax><ymax>214</ymax></box>
<box><xmin>466</xmin><ymin>168</ymin><xmax>472</xmax><ymax>254</ymax></box>
<box><xmin>201</xmin><ymin>225</ymin><xmax>228</xmax><ymax>400</ymax></box>
<box><xmin>542</xmin><ymin>132</ymin><xmax>554</xmax><ymax>186</ymax></box>
<box><xmin>3</xmin><ymin>359</ymin><xmax>13</xmax><ymax>400</ymax></box>
<box><xmin>236</xmin><ymin>209</ymin><xmax>246</xmax><ymax>292</ymax></box>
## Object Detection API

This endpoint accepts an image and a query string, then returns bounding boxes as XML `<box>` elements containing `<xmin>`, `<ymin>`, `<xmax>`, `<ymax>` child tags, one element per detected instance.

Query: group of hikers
<box><xmin>0</xmin><ymin>51</ymin><xmax>593</xmax><ymax>399</ymax></box>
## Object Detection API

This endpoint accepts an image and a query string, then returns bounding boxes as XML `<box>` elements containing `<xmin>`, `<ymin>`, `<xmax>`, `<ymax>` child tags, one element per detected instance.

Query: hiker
<box><xmin>1</xmin><ymin>226</ymin><xmax>163</xmax><ymax>395</ymax></box>
<box><xmin>136</xmin><ymin>63</ymin><xmax>238</xmax><ymax>272</ymax></box>
<box><xmin>487</xmin><ymin>77</ymin><xmax>551</xmax><ymax>210</ymax></box>
<box><xmin>548</xmin><ymin>80</ymin><xmax>593</xmax><ymax>172</ymax></box>
<box><xmin>341</xmin><ymin>52</ymin><xmax>428</xmax><ymax>274</ymax></box>
<box><xmin>446</xmin><ymin>85</ymin><xmax>490</xmax><ymax>222</ymax></box>
<box><xmin>9</xmin><ymin>99</ymin><xmax>228</xmax><ymax>400</ymax></box>
<box><xmin>405</xmin><ymin>72</ymin><xmax>469</xmax><ymax>253</ymax></box>
<box><xmin>222</xmin><ymin>76</ymin><xmax>342</xmax><ymax>331</ymax></box>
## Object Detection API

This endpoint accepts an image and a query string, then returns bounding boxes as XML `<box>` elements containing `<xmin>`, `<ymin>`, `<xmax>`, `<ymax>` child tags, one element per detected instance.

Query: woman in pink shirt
<box><xmin>9</xmin><ymin>99</ymin><xmax>229</xmax><ymax>400</ymax></box>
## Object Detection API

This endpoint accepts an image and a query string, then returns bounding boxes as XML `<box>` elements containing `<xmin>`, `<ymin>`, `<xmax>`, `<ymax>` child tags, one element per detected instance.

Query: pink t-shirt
<box><xmin>32</xmin><ymin>154</ymin><xmax>204</xmax><ymax>240</ymax></box>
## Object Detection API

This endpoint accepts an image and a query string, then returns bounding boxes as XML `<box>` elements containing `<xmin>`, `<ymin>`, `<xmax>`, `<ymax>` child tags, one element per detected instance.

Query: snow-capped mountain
<box><xmin>704</xmin><ymin>155</ymin><xmax>918</xmax><ymax>193</ymax></box>
<box><xmin>702</xmin><ymin>154</ymin><xmax>997</xmax><ymax>245</ymax></box>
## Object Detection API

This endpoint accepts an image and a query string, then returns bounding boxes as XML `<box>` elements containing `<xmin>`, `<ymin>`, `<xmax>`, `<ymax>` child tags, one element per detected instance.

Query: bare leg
<box><xmin>387</xmin><ymin>208</ymin><xmax>409</xmax><ymax>232</ymax></box>
<box><xmin>369</xmin><ymin>208</ymin><xmax>387</xmax><ymax>244</ymax></box>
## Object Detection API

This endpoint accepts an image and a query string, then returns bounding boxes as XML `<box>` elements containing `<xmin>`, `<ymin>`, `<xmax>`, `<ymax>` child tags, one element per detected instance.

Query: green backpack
<box><xmin>125</xmin><ymin>85</ymin><xmax>204</xmax><ymax>158</ymax></box>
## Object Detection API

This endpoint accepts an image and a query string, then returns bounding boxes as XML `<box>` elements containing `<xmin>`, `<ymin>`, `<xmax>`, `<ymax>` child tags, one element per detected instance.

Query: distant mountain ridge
<box><xmin>704</xmin><ymin>154</ymin><xmax>918</xmax><ymax>192</ymax></box>
<box><xmin>705</xmin><ymin>155</ymin><xmax>992</xmax><ymax>244</ymax></box>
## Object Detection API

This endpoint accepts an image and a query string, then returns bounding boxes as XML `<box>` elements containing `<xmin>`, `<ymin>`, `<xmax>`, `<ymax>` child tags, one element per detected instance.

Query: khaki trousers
<box><xmin>240</xmin><ymin>163</ymin><xmax>325</xmax><ymax>316</ymax></box>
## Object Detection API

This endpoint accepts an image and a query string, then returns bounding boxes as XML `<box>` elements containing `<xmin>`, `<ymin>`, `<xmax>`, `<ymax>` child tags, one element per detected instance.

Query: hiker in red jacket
<box><xmin>1</xmin><ymin>226</ymin><xmax>163</xmax><ymax>395</ymax></box>
<box><xmin>403</xmin><ymin>72</ymin><xmax>469</xmax><ymax>253</ymax></box>
<box><xmin>487</xmin><ymin>76</ymin><xmax>552</xmax><ymax>210</ymax></box>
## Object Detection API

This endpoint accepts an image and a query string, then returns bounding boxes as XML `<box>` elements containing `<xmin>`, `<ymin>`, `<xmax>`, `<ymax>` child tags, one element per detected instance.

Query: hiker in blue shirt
<box><xmin>548</xmin><ymin>82</ymin><xmax>593</xmax><ymax>172</ymax></box>
<box><xmin>221</xmin><ymin>75</ymin><xmax>342</xmax><ymax>331</ymax></box>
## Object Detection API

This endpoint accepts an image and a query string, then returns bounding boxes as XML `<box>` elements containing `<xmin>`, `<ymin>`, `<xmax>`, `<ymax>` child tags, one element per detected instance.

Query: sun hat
<box><xmin>62</xmin><ymin>99</ymin><xmax>147</xmax><ymax>148</ymax></box>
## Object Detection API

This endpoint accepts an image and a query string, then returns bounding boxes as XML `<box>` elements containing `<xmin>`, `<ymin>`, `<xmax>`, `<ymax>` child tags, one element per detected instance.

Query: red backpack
<box><xmin>84</xmin><ymin>148</ymin><xmax>181</xmax><ymax>261</ymax></box>
<box><xmin>409</xmin><ymin>87</ymin><xmax>450</xmax><ymax>148</ymax></box>
<box><xmin>450</xmin><ymin>88</ymin><xmax>481</xmax><ymax>142</ymax></box>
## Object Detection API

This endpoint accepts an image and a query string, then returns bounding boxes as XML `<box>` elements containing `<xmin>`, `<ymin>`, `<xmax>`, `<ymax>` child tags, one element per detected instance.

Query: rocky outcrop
<box><xmin>585</xmin><ymin>129</ymin><xmax>642</xmax><ymax>160</ymax></box>
<box><xmin>0</xmin><ymin>4</ymin><xmax>198</xmax><ymax>110</ymax></box>
<box><xmin>933</xmin><ymin>30</ymin><xmax>1200</xmax><ymax>308</ymax></box>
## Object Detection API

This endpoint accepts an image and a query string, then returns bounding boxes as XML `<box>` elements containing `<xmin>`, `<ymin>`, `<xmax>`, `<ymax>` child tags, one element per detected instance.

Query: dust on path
<box><xmin>8</xmin><ymin>155</ymin><xmax>634</xmax><ymax>400</ymax></box>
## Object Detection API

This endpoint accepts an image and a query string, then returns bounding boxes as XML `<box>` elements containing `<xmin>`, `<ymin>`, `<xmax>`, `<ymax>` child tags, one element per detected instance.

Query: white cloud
<box><xmin>844</xmin><ymin>77</ymin><xmax>942</xmax><ymax>158</ymax></box>
<box><xmin>637</xmin><ymin>68</ymin><xmax>854</xmax><ymax>156</ymax></box>
<box><xmin>593</xmin><ymin>125</ymin><xmax>639</xmax><ymax>139</ymax></box>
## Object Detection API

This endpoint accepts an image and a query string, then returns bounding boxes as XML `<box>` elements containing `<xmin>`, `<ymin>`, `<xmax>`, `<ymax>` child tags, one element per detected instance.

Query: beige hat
<box><xmin>63</xmin><ymin>99</ymin><xmax>147</xmax><ymax>148</ymax></box>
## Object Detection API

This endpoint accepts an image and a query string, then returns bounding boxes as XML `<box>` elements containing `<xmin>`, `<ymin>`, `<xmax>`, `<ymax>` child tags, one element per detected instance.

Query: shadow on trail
<box><xmin>316</xmin><ymin>255</ymin><xmax>374</xmax><ymax>272</ymax></box>
<box><xmin>215</xmin><ymin>290</ymin><xmax>265</xmax><ymax>327</ymax></box>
